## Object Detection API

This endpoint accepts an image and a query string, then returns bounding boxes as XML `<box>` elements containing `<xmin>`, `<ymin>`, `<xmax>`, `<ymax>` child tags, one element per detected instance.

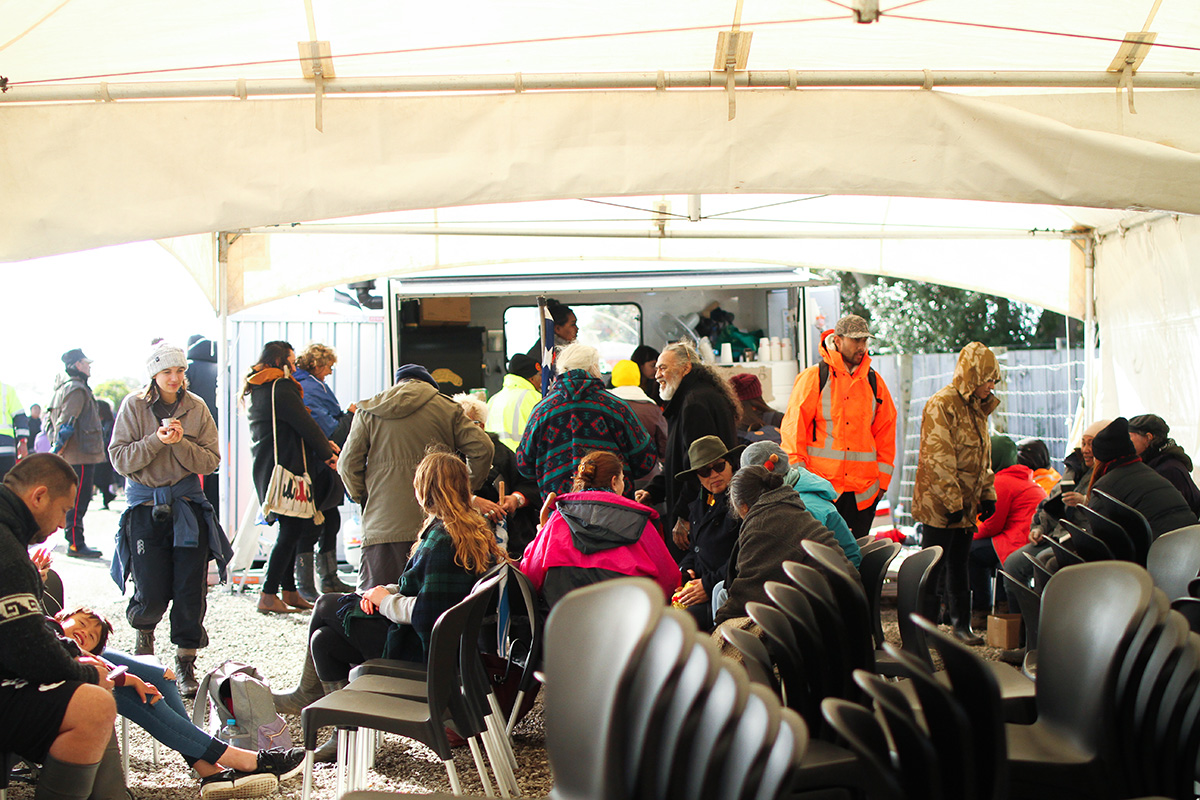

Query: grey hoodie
<box><xmin>557</xmin><ymin>496</ymin><xmax>653</xmax><ymax>554</ymax></box>
<box><xmin>338</xmin><ymin>380</ymin><xmax>493</xmax><ymax>547</ymax></box>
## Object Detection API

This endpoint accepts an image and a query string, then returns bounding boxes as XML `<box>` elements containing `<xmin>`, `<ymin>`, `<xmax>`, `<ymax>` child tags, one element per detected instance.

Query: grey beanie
<box><xmin>147</xmin><ymin>340</ymin><xmax>187</xmax><ymax>378</ymax></box>
<box><xmin>742</xmin><ymin>441</ymin><xmax>790</xmax><ymax>476</ymax></box>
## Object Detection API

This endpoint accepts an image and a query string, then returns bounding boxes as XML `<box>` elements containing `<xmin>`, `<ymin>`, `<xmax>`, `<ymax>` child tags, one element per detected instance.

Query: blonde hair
<box><xmin>452</xmin><ymin>393</ymin><xmax>489</xmax><ymax>426</ymax></box>
<box><xmin>412</xmin><ymin>451</ymin><xmax>508</xmax><ymax>574</ymax></box>
<box><xmin>296</xmin><ymin>343</ymin><xmax>337</xmax><ymax>373</ymax></box>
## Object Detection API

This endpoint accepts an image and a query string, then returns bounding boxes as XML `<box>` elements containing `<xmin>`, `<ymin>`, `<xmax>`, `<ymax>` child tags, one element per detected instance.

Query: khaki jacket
<box><xmin>109</xmin><ymin>389</ymin><xmax>220</xmax><ymax>487</ymax></box>
<box><xmin>912</xmin><ymin>343</ymin><xmax>1002</xmax><ymax>529</ymax></box>
<box><xmin>338</xmin><ymin>381</ymin><xmax>493</xmax><ymax>546</ymax></box>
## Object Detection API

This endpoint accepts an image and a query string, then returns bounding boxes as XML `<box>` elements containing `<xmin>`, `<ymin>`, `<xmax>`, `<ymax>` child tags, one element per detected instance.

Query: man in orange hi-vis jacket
<box><xmin>781</xmin><ymin>315</ymin><xmax>898</xmax><ymax>539</ymax></box>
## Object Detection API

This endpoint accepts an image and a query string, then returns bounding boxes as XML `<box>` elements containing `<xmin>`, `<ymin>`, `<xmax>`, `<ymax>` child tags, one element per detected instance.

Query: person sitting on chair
<box><xmin>1127</xmin><ymin>414</ymin><xmax>1200</xmax><ymax>516</ymax></box>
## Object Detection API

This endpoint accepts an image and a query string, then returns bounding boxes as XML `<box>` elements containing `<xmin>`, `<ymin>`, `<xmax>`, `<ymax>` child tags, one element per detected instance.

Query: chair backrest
<box><xmin>427</xmin><ymin>572</ymin><xmax>502</xmax><ymax>738</ymax></box>
<box><xmin>747</xmin><ymin>601</ymin><xmax>810</xmax><ymax>719</ymax></box>
<box><xmin>648</xmin><ymin>640</ymin><xmax>719</xmax><ymax>800</ymax></box>
<box><xmin>721</xmin><ymin>626</ymin><xmax>779</xmax><ymax>693</ymax></box>
<box><xmin>1115</xmin><ymin>589</ymin><xmax>1170</xmax><ymax>711</ymax></box>
<box><xmin>713</xmin><ymin>684</ymin><xmax>780</xmax><ymax>800</ymax></box>
<box><xmin>802</xmin><ymin>541</ymin><xmax>876</xmax><ymax>675</ymax></box>
<box><xmin>763</xmin><ymin>582</ymin><xmax>832</xmax><ymax>725</ymax></box>
<box><xmin>677</xmin><ymin>654</ymin><xmax>749</xmax><ymax>800</ymax></box>
<box><xmin>881</xmin><ymin>640</ymin><xmax>977</xmax><ymax>800</ymax></box>
<box><xmin>857</xmin><ymin>540</ymin><xmax>901</xmax><ymax>649</ymax></box>
<box><xmin>1157</xmin><ymin>632</ymin><xmax>1200</xmax><ymax>800</ymax></box>
<box><xmin>782</xmin><ymin>562</ymin><xmax>853</xmax><ymax>700</ymax></box>
<box><xmin>1147</xmin><ymin>525</ymin><xmax>1200</xmax><ymax>601</ymax></box>
<box><xmin>855</xmin><ymin>670</ymin><xmax>944</xmax><ymax>800</ymax></box>
<box><xmin>1143</xmin><ymin>622</ymin><xmax>1199</xmax><ymax>785</ymax></box>
<box><xmin>998</xmin><ymin>570</ymin><xmax>1041</xmax><ymax>650</ymax></box>
<box><xmin>1025</xmin><ymin>550</ymin><xmax>1054</xmax><ymax>594</ymax></box>
<box><xmin>750</xmin><ymin>705</ymin><xmax>809</xmax><ymax>800</ymax></box>
<box><xmin>1063</xmin><ymin>517</ymin><xmax>1117</xmax><ymax>562</ymax></box>
<box><xmin>1172</xmin><ymin>597</ymin><xmax>1200</xmax><ymax>633</ymax></box>
<box><xmin>621</xmin><ymin>610</ymin><xmax>694</xmax><ymax>799</ymax></box>
<box><xmin>544</xmin><ymin>577</ymin><xmax>664</xmax><ymax>800</ymax></box>
<box><xmin>1044</xmin><ymin>535</ymin><xmax>1084</xmax><ymax>568</ymax></box>
<box><xmin>894</xmin><ymin>546</ymin><xmax>943</xmax><ymax>667</ymax></box>
<box><xmin>1037</xmin><ymin>562</ymin><xmax>1155</xmax><ymax>759</ymax></box>
<box><xmin>819</xmin><ymin>698</ymin><xmax>904</xmax><ymax>800</ymax></box>
<box><xmin>1091</xmin><ymin>488</ymin><xmax>1154</xmax><ymax>565</ymax></box>
<box><xmin>915</xmin><ymin>617</ymin><xmax>1009</xmax><ymax>800</ymax></box>
<box><xmin>1078</xmin><ymin>505</ymin><xmax>1137</xmax><ymax>562</ymax></box>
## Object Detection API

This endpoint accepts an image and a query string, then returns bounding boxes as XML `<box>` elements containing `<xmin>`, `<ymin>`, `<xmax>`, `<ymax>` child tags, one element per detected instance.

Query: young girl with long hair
<box><xmin>520</xmin><ymin>450</ymin><xmax>679</xmax><ymax>607</ymax></box>
<box><xmin>277</xmin><ymin>451</ymin><xmax>507</xmax><ymax>760</ymax></box>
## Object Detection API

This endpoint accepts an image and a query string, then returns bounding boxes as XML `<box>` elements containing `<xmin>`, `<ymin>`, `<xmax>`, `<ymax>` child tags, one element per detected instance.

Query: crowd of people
<box><xmin>4</xmin><ymin>303</ymin><xmax>1200</xmax><ymax>800</ymax></box>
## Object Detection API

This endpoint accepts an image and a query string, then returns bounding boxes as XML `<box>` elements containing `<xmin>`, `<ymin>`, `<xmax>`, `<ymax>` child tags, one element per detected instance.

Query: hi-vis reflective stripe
<box><xmin>856</xmin><ymin>481</ymin><xmax>880</xmax><ymax>504</ymax></box>
<box><xmin>809</xmin><ymin>445</ymin><xmax>877</xmax><ymax>463</ymax></box>
<box><xmin>504</xmin><ymin>398</ymin><xmax>528</xmax><ymax>444</ymax></box>
<box><xmin>818</xmin><ymin>378</ymin><xmax>835</xmax><ymax>449</ymax></box>
<box><xmin>0</xmin><ymin>444</ymin><xmax>13</xmax><ymax>457</ymax></box>
<box><xmin>878</xmin><ymin>462</ymin><xmax>894</xmax><ymax>476</ymax></box>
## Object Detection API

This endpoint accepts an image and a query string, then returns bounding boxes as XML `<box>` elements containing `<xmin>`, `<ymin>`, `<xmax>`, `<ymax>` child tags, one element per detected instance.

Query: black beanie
<box><xmin>393</xmin><ymin>364</ymin><xmax>439</xmax><ymax>389</ymax></box>
<box><xmin>507</xmin><ymin>354</ymin><xmax>539</xmax><ymax>381</ymax></box>
<box><xmin>1091</xmin><ymin>417</ymin><xmax>1136</xmax><ymax>463</ymax></box>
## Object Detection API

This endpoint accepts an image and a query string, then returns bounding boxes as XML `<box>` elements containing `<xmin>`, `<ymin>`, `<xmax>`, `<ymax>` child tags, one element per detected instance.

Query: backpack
<box><xmin>190</xmin><ymin>660</ymin><xmax>292</xmax><ymax>750</ymax></box>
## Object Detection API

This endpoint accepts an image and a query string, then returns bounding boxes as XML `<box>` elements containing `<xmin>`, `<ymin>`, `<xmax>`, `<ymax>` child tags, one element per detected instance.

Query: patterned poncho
<box><xmin>516</xmin><ymin>369</ymin><xmax>656</xmax><ymax>501</ymax></box>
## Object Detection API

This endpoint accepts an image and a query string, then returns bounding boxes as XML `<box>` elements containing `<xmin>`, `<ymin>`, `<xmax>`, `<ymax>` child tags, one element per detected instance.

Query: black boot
<box><xmin>273</xmin><ymin>650</ymin><xmax>325</xmax><ymax>716</ymax></box>
<box><xmin>951</xmin><ymin>593</ymin><xmax>983</xmax><ymax>646</ymax></box>
<box><xmin>317</xmin><ymin>551</ymin><xmax>354</xmax><ymax>594</ymax></box>
<box><xmin>294</xmin><ymin>552</ymin><xmax>319</xmax><ymax>604</ymax></box>
<box><xmin>176</xmin><ymin>651</ymin><xmax>200</xmax><ymax>698</ymax></box>
<box><xmin>134</xmin><ymin>629</ymin><xmax>154</xmax><ymax>656</ymax></box>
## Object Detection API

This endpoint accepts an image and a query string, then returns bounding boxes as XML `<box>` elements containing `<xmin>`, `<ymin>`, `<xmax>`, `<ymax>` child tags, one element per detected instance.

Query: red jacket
<box><xmin>973</xmin><ymin>464</ymin><xmax>1046</xmax><ymax>564</ymax></box>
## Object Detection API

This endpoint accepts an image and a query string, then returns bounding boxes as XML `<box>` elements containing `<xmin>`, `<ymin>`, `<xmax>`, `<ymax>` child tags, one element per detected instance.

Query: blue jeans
<box><xmin>103</xmin><ymin>649</ymin><xmax>228</xmax><ymax>766</ymax></box>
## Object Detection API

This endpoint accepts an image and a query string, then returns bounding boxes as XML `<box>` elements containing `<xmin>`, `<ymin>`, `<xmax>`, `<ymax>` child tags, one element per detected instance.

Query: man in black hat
<box><xmin>1127</xmin><ymin>413</ymin><xmax>1200</xmax><ymax>515</ymax></box>
<box><xmin>1089</xmin><ymin>417</ymin><xmax>1197</xmax><ymax>539</ymax></box>
<box><xmin>46</xmin><ymin>349</ymin><xmax>105</xmax><ymax>558</ymax></box>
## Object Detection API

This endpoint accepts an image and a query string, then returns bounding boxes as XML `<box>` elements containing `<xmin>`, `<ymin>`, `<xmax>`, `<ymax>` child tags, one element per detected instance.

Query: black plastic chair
<box><xmin>1147</xmin><ymin>525</ymin><xmax>1200</xmax><ymax>602</ymax></box>
<box><xmin>1005</xmin><ymin>562</ymin><xmax>1156</xmax><ymax>800</ymax></box>
<box><xmin>1153</xmin><ymin>632</ymin><xmax>1200</xmax><ymax>799</ymax></box>
<box><xmin>763</xmin><ymin>582</ymin><xmax>833</xmax><ymax>730</ymax></box>
<box><xmin>1026</xmin><ymin>549</ymin><xmax>1054</xmax><ymax>594</ymax></box>
<box><xmin>750</xmin><ymin>703</ymin><xmax>810</xmax><ymax>800</ymax></box>
<box><xmin>1171</xmin><ymin>597</ymin><xmax>1200</xmax><ymax>633</ymax></box>
<box><xmin>674</xmin><ymin>654</ymin><xmax>748</xmax><ymax>800</ymax></box>
<box><xmin>1136</xmin><ymin>620</ymin><xmax>1199</xmax><ymax>797</ymax></box>
<box><xmin>1062</xmin><ymin>518</ymin><xmax>1116</xmax><ymax>563</ymax></box>
<box><xmin>301</xmin><ymin>573</ymin><xmax>503</xmax><ymax>799</ymax></box>
<box><xmin>721</xmin><ymin>625</ymin><xmax>779</xmax><ymax>693</ymax></box>
<box><xmin>746</xmin><ymin>601</ymin><xmax>810</xmax><ymax>717</ymax></box>
<box><xmin>1120</xmin><ymin>611</ymin><xmax>1188</xmax><ymax>795</ymax></box>
<box><xmin>646</xmin><ymin>640</ymin><xmax>719</xmax><ymax>800</ymax></box>
<box><xmin>999</xmin><ymin>570</ymin><xmax>1040</xmax><ymax>673</ymax></box>
<box><xmin>1043</xmin><ymin>534</ymin><xmax>1083</xmax><ymax>569</ymax></box>
<box><xmin>855</xmin><ymin>671</ymin><xmax>944</xmax><ymax>800</ymax></box>
<box><xmin>819</xmin><ymin>699</ymin><xmax>904</xmax><ymax>800</ymax></box>
<box><xmin>857</xmin><ymin>539</ymin><xmax>901</xmax><ymax>649</ymax></box>
<box><xmin>875</xmin><ymin>546</ymin><xmax>942</xmax><ymax>676</ymax></box>
<box><xmin>801</xmin><ymin>541</ymin><xmax>877</xmax><ymax>679</ymax></box>
<box><xmin>711</xmin><ymin>683</ymin><xmax>780</xmax><ymax>800</ymax></box>
<box><xmin>1091</xmin><ymin>488</ymin><xmax>1154</xmax><ymax>565</ymax></box>
<box><xmin>1078</xmin><ymin>505</ymin><xmax>1137</xmax><ymax>562</ymax></box>
<box><xmin>915</xmin><ymin>617</ymin><xmax>1009</xmax><ymax>800</ymax></box>
<box><xmin>782</xmin><ymin>562</ymin><xmax>855</xmax><ymax>702</ymax></box>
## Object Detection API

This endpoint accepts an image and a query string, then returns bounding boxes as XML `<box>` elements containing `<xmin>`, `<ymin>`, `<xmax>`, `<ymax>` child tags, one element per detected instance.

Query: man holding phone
<box><xmin>0</xmin><ymin>454</ymin><xmax>121</xmax><ymax>800</ymax></box>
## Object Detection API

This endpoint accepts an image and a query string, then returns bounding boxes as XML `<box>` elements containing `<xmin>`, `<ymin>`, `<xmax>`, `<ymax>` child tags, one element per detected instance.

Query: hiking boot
<box><xmin>176</xmin><ymin>653</ymin><xmax>199</xmax><ymax>699</ymax></box>
<box><xmin>67</xmin><ymin>544</ymin><xmax>103</xmax><ymax>559</ymax></box>
<box><xmin>294</xmin><ymin>553</ymin><xmax>319</xmax><ymax>604</ymax></box>
<box><xmin>273</xmin><ymin>650</ymin><xmax>325</xmax><ymax>716</ymax></box>
<box><xmin>253</xmin><ymin>748</ymin><xmax>305</xmax><ymax>782</ymax></box>
<box><xmin>317</xmin><ymin>551</ymin><xmax>354</xmax><ymax>594</ymax></box>
<box><xmin>134</xmin><ymin>629</ymin><xmax>155</xmax><ymax>656</ymax></box>
<box><xmin>199</xmin><ymin>769</ymin><xmax>278</xmax><ymax>800</ymax></box>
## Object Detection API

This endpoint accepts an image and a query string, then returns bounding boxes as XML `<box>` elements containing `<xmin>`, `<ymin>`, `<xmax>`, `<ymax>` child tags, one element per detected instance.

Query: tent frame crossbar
<box><xmin>5</xmin><ymin>70</ymin><xmax>1200</xmax><ymax>104</ymax></box>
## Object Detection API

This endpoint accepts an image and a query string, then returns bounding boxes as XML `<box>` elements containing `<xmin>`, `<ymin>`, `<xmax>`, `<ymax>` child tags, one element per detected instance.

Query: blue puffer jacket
<box><xmin>785</xmin><ymin>465</ymin><xmax>862</xmax><ymax>567</ymax></box>
<box><xmin>294</xmin><ymin>368</ymin><xmax>346</xmax><ymax>439</ymax></box>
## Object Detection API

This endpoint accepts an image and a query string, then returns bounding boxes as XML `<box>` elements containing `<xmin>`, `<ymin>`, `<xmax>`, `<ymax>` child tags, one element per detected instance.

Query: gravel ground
<box><xmin>10</xmin><ymin>497</ymin><xmax>1007</xmax><ymax>800</ymax></box>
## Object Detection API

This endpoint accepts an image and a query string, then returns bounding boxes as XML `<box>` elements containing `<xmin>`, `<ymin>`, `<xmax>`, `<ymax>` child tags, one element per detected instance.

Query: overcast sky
<box><xmin>3</xmin><ymin>242</ymin><xmax>220</xmax><ymax>407</ymax></box>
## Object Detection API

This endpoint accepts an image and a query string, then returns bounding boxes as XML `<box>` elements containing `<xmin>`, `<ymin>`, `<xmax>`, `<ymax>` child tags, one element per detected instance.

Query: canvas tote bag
<box><xmin>261</xmin><ymin>379</ymin><xmax>323</xmax><ymax>523</ymax></box>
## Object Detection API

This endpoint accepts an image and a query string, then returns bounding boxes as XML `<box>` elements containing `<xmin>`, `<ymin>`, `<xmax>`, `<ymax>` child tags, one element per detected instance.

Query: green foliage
<box><xmin>827</xmin><ymin>271</ymin><xmax>1083</xmax><ymax>354</ymax></box>
<box><xmin>94</xmin><ymin>377</ymin><xmax>141</xmax><ymax>413</ymax></box>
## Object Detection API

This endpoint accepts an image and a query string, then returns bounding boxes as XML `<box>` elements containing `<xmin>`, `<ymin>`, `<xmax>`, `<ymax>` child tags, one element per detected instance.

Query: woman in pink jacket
<box><xmin>520</xmin><ymin>450</ymin><xmax>679</xmax><ymax>606</ymax></box>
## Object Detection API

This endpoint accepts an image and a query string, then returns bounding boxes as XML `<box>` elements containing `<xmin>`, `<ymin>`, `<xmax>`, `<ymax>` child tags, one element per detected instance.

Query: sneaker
<box><xmin>199</xmin><ymin>770</ymin><xmax>278</xmax><ymax>800</ymax></box>
<box><xmin>254</xmin><ymin>748</ymin><xmax>306</xmax><ymax>782</ymax></box>
<box><xmin>67</xmin><ymin>544</ymin><xmax>103</xmax><ymax>559</ymax></box>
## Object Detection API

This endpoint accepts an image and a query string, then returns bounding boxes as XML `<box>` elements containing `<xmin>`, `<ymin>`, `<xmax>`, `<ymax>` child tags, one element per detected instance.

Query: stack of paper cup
<box><xmin>719</xmin><ymin>342</ymin><xmax>734</xmax><ymax>364</ymax></box>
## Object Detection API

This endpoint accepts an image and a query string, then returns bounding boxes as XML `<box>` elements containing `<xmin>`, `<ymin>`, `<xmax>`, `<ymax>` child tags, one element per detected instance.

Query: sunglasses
<box><xmin>697</xmin><ymin>459</ymin><xmax>728</xmax><ymax>479</ymax></box>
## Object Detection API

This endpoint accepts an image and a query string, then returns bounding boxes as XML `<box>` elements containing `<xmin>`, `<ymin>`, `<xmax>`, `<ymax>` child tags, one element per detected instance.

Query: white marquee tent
<box><xmin>4</xmin><ymin>0</ymin><xmax>1200</xmax><ymax>469</ymax></box>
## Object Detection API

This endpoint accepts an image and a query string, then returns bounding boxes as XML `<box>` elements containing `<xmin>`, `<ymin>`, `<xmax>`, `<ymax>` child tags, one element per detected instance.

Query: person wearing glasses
<box><xmin>672</xmin><ymin>436</ymin><xmax>746</xmax><ymax>631</ymax></box>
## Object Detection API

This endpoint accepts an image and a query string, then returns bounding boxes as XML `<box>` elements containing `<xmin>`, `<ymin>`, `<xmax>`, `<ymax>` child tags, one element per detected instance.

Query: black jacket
<box><xmin>647</xmin><ymin>369</ymin><xmax>738</xmax><ymax>531</ymax></box>
<box><xmin>1143</xmin><ymin>442</ymin><xmax>1200</xmax><ymax>516</ymax></box>
<box><xmin>1091</xmin><ymin>460</ymin><xmax>1198</xmax><ymax>540</ymax></box>
<box><xmin>0</xmin><ymin>486</ymin><xmax>98</xmax><ymax>685</ymax></box>
<box><xmin>680</xmin><ymin>489</ymin><xmax>741</xmax><ymax>597</ymax></box>
<box><xmin>246</xmin><ymin>377</ymin><xmax>338</xmax><ymax>509</ymax></box>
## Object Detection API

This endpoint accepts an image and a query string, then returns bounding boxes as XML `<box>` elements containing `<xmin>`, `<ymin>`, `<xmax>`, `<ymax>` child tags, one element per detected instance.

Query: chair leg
<box><xmin>301</xmin><ymin>750</ymin><xmax>315</xmax><ymax>800</ymax></box>
<box><xmin>444</xmin><ymin>758</ymin><xmax>462</xmax><ymax>795</ymax></box>
<box><xmin>121</xmin><ymin>717</ymin><xmax>130</xmax><ymax>777</ymax></box>
<box><xmin>481</xmin><ymin>718</ymin><xmax>518</xmax><ymax>797</ymax></box>
<box><xmin>467</xmin><ymin>737</ymin><xmax>495</xmax><ymax>797</ymax></box>
<box><xmin>506</xmin><ymin>690</ymin><xmax>525</xmax><ymax>735</ymax></box>
<box><xmin>486</xmin><ymin>693</ymin><xmax>519</xmax><ymax>773</ymax></box>
<box><xmin>335</xmin><ymin>730</ymin><xmax>350</xmax><ymax>799</ymax></box>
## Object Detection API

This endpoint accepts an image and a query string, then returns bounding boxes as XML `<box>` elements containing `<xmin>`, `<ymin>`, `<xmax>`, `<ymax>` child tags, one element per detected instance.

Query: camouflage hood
<box><xmin>951</xmin><ymin>342</ymin><xmax>1002</xmax><ymax>400</ymax></box>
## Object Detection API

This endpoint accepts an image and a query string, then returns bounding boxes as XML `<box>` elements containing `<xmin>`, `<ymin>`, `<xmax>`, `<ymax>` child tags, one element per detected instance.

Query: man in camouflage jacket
<box><xmin>913</xmin><ymin>341</ymin><xmax>1002</xmax><ymax>645</ymax></box>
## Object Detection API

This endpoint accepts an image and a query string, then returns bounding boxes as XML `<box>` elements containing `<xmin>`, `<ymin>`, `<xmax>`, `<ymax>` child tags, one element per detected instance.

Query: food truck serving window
<box><xmin>504</xmin><ymin>303</ymin><xmax>642</xmax><ymax>372</ymax></box>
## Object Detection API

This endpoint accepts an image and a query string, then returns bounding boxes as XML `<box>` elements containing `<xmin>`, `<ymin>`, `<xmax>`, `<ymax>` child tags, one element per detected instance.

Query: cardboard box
<box><xmin>987</xmin><ymin>613</ymin><xmax>1022</xmax><ymax>650</ymax></box>
<box><xmin>419</xmin><ymin>297</ymin><xmax>471</xmax><ymax>326</ymax></box>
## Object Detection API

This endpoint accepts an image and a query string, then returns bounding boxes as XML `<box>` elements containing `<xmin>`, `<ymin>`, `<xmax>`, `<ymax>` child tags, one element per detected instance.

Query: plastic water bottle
<box><xmin>219</xmin><ymin>717</ymin><xmax>254</xmax><ymax>749</ymax></box>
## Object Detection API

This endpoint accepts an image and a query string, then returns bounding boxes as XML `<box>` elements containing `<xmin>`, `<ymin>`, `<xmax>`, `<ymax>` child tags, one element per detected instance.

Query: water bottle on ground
<box><xmin>219</xmin><ymin>717</ymin><xmax>255</xmax><ymax>749</ymax></box>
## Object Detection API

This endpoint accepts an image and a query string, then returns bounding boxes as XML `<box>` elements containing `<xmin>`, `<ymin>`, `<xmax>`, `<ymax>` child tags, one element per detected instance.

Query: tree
<box><xmin>94</xmin><ymin>377</ymin><xmax>140</xmax><ymax>414</ymax></box>
<box><xmin>826</xmin><ymin>271</ymin><xmax>1083</xmax><ymax>354</ymax></box>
